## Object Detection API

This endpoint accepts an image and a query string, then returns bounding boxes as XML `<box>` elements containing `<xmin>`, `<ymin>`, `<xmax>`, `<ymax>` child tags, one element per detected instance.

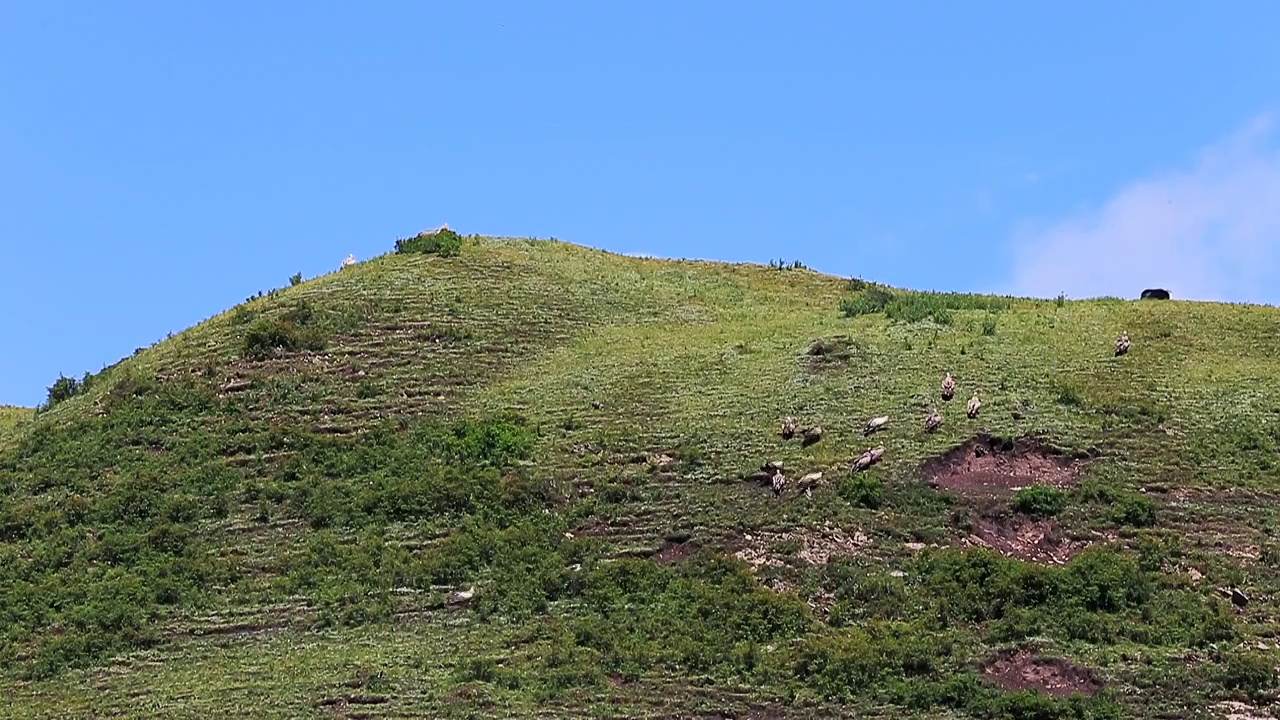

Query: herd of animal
<box><xmin>760</xmin><ymin>330</ymin><xmax>1134</xmax><ymax>499</ymax></box>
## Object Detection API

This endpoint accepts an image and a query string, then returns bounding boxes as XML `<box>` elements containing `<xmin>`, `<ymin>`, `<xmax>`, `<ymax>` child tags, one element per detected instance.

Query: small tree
<box><xmin>290</xmin><ymin>273</ymin><xmax>303</xmax><ymax>287</ymax></box>
<box><xmin>395</xmin><ymin>228</ymin><xmax>464</xmax><ymax>257</ymax></box>
<box><xmin>43</xmin><ymin>374</ymin><xmax>82</xmax><ymax>410</ymax></box>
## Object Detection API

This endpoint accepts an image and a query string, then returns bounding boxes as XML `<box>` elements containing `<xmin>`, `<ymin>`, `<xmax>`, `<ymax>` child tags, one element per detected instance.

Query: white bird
<box><xmin>781</xmin><ymin>416</ymin><xmax>797</xmax><ymax>439</ymax></box>
<box><xmin>1115</xmin><ymin>331</ymin><xmax>1130</xmax><ymax>357</ymax></box>
<box><xmin>341</xmin><ymin>253</ymin><xmax>357</xmax><ymax>269</ymax></box>
<box><xmin>966</xmin><ymin>393</ymin><xmax>982</xmax><ymax>419</ymax></box>
<box><xmin>771</xmin><ymin>469</ymin><xmax>787</xmax><ymax>497</ymax></box>
<box><xmin>864</xmin><ymin>415</ymin><xmax>891</xmax><ymax>436</ymax></box>
<box><xmin>941</xmin><ymin>372</ymin><xmax>956</xmax><ymax>401</ymax></box>
<box><xmin>447</xmin><ymin>586</ymin><xmax>475</xmax><ymax>606</ymax></box>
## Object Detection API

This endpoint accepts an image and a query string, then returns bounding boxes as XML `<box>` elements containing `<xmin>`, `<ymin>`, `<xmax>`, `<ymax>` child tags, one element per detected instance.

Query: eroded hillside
<box><xmin>2</xmin><ymin>234</ymin><xmax>1278</xmax><ymax>718</ymax></box>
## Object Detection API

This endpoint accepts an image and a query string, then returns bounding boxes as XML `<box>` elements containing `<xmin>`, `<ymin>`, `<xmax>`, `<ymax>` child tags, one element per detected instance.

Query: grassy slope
<box><xmin>3</xmin><ymin>236</ymin><xmax>1280</xmax><ymax>718</ymax></box>
<box><xmin>0</xmin><ymin>406</ymin><xmax>33</xmax><ymax>450</ymax></box>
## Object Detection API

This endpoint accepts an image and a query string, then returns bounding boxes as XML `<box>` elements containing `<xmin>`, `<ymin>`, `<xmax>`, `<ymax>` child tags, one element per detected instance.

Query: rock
<box><xmin>1140</xmin><ymin>288</ymin><xmax>1170</xmax><ymax>300</ymax></box>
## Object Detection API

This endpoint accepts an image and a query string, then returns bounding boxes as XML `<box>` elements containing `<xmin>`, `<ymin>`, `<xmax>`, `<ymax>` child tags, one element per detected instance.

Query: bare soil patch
<box><xmin>734</xmin><ymin>523</ymin><xmax>871</xmax><ymax>570</ymax></box>
<box><xmin>923</xmin><ymin>434</ymin><xmax>1090</xmax><ymax>498</ymax></box>
<box><xmin>654</xmin><ymin>539</ymin><xmax>701</xmax><ymax>565</ymax></box>
<box><xmin>981</xmin><ymin>647</ymin><xmax>1103</xmax><ymax>697</ymax></box>
<box><xmin>963</xmin><ymin>515</ymin><xmax>1096</xmax><ymax>565</ymax></box>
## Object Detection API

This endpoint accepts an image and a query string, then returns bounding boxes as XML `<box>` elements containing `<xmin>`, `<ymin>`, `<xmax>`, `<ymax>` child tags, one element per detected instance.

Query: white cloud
<box><xmin>1008</xmin><ymin>113</ymin><xmax>1280</xmax><ymax>303</ymax></box>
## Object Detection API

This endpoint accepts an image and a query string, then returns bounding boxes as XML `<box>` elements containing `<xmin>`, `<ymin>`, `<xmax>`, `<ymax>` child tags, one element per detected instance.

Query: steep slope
<box><xmin>3</xmin><ymin>235</ymin><xmax>1279</xmax><ymax>718</ymax></box>
<box><xmin>0</xmin><ymin>406</ymin><xmax>33</xmax><ymax>451</ymax></box>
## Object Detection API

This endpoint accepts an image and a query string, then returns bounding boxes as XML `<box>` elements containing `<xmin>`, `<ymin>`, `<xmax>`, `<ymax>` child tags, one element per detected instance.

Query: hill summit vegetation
<box><xmin>2</xmin><ymin>232</ymin><xmax>1278</xmax><ymax>718</ymax></box>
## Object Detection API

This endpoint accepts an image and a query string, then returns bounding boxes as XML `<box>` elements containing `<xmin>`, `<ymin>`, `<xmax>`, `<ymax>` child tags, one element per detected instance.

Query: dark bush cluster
<box><xmin>395</xmin><ymin>228</ymin><xmax>464</xmax><ymax>257</ymax></box>
<box><xmin>0</xmin><ymin>393</ymin><xmax>546</xmax><ymax>678</ymax></box>
<box><xmin>840</xmin><ymin>286</ymin><xmax>1012</xmax><ymax>325</ymax></box>
<box><xmin>241</xmin><ymin>300</ymin><xmax>327</xmax><ymax>359</ymax></box>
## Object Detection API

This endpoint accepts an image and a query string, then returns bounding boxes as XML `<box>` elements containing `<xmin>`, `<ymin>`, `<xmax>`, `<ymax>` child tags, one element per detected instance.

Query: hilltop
<box><xmin>2</xmin><ymin>232</ymin><xmax>1279</xmax><ymax>719</ymax></box>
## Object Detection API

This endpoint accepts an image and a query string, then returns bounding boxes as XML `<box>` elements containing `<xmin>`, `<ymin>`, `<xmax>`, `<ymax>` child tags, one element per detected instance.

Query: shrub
<box><xmin>839</xmin><ymin>287</ymin><xmax>896</xmax><ymax>317</ymax></box>
<box><xmin>1222</xmin><ymin>651</ymin><xmax>1278</xmax><ymax>696</ymax></box>
<box><xmin>839</xmin><ymin>286</ymin><xmax>1010</xmax><ymax>325</ymax></box>
<box><xmin>395</xmin><ymin>228</ymin><xmax>464</xmax><ymax>257</ymax></box>
<box><xmin>839</xmin><ymin>476</ymin><xmax>884</xmax><ymax>509</ymax></box>
<box><xmin>1056</xmin><ymin>383</ymin><xmax>1085</xmax><ymax>407</ymax></box>
<box><xmin>42</xmin><ymin>374</ymin><xmax>84</xmax><ymax>410</ymax></box>
<box><xmin>1012</xmin><ymin>485</ymin><xmax>1068</xmax><ymax>519</ymax></box>
<box><xmin>981</xmin><ymin>313</ymin><xmax>998</xmax><ymax>336</ymax></box>
<box><xmin>289</xmin><ymin>272</ymin><xmax>303</xmax><ymax>287</ymax></box>
<box><xmin>242</xmin><ymin>317</ymin><xmax>325</xmax><ymax>359</ymax></box>
<box><xmin>1112</xmin><ymin>494</ymin><xmax>1157</xmax><ymax>527</ymax></box>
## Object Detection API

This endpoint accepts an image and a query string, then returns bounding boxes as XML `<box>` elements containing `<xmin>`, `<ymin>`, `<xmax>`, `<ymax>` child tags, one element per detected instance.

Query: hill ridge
<box><xmin>3</xmin><ymin>233</ymin><xmax>1279</xmax><ymax>718</ymax></box>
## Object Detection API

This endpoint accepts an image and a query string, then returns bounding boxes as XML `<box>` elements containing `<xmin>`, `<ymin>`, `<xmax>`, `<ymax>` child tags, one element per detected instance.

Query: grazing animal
<box><xmin>864</xmin><ymin>415</ymin><xmax>890</xmax><ymax>436</ymax></box>
<box><xmin>1140</xmin><ymin>288</ymin><xmax>1170</xmax><ymax>300</ymax></box>
<box><xmin>341</xmin><ymin>253</ymin><xmax>357</xmax><ymax>269</ymax></box>
<box><xmin>941</xmin><ymin>373</ymin><xmax>956</xmax><ymax>401</ymax></box>
<box><xmin>771</xmin><ymin>469</ymin><xmax>787</xmax><ymax>498</ymax></box>
<box><xmin>966</xmin><ymin>393</ymin><xmax>982</xmax><ymax>419</ymax></box>
<box><xmin>924</xmin><ymin>410</ymin><xmax>943</xmax><ymax>432</ymax></box>
<box><xmin>796</xmin><ymin>471</ymin><xmax>823</xmax><ymax>498</ymax></box>
<box><xmin>852</xmin><ymin>446</ymin><xmax>885</xmax><ymax>473</ymax></box>
<box><xmin>781</xmin><ymin>416</ymin><xmax>797</xmax><ymax>439</ymax></box>
<box><xmin>1115</xmin><ymin>331</ymin><xmax>1130</xmax><ymax>357</ymax></box>
<box><xmin>801</xmin><ymin>425</ymin><xmax>823</xmax><ymax>447</ymax></box>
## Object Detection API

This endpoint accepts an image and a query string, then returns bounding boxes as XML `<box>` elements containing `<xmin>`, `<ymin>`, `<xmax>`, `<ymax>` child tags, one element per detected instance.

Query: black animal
<box><xmin>1140</xmin><ymin>288</ymin><xmax>1170</xmax><ymax>300</ymax></box>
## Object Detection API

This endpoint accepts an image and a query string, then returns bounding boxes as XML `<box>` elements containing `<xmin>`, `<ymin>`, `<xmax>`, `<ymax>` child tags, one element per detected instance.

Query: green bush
<box><xmin>1222</xmin><ymin>650</ymin><xmax>1278</xmax><ymax>696</ymax></box>
<box><xmin>1056</xmin><ymin>383</ymin><xmax>1085</xmax><ymax>406</ymax></box>
<box><xmin>839</xmin><ymin>475</ymin><xmax>884</xmax><ymax>509</ymax></box>
<box><xmin>1112</xmin><ymin>494</ymin><xmax>1157</xmax><ymax>527</ymax></box>
<box><xmin>289</xmin><ymin>272</ymin><xmax>303</xmax><ymax>286</ymax></box>
<box><xmin>1012</xmin><ymin>485</ymin><xmax>1068</xmax><ymax>519</ymax></box>
<box><xmin>41</xmin><ymin>374</ymin><xmax>84</xmax><ymax>410</ymax></box>
<box><xmin>395</xmin><ymin>228</ymin><xmax>464</xmax><ymax>257</ymax></box>
<box><xmin>839</xmin><ymin>286</ymin><xmax>1011</xmax><ymax>325</ymax></box>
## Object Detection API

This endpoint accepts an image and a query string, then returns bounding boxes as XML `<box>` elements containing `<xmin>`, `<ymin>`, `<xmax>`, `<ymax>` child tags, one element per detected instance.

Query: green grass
<box><xmin>0</xmin><ymin>405</ymin><xmax>33</xmax><ymax>450</ymax></box>
<box><xmin>2</xmin><ymin>236</ymin><xmax>1280</xmax><ymax>717</ymax></box>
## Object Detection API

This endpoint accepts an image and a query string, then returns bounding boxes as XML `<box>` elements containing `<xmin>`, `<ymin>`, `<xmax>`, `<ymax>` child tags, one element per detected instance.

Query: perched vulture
<box><xmin>852</xmin><ymin>446</ymin><xmax>886</xmax><ymax>473</ymax></box>
<box><xmin>966</xmin><ymin>393</ymin><xmax>982</xmax><ymax>419</ymax></box>
<box><xmin>771</xmin><ymin>469</ymin><xmax>787</xmax><ymax>498</ymax></box>
<box><xmin>941</xmin><ymin>372</ymin><xmax>956</xmax><ymax>401</ymax></box>
<box><xmin>864</xmin><ymin>415</ymin><xmax>890</xmax><ymax>436</ymax></box>
<box><xmin>796</xmin><ymin>471</ymin><xmax>823</xmax><ymax>498</ymax></box>
<box><xmin>781</xmin><ymin>416</ymin><xmax>797</xmax><ymax>440</ymax></box>
<box><xmin>1115</xmin><ymin>331</ymin><xmax>1131</xmax><ymax>357</ymax></box>
<box><xmin>447</xmin><ymin>586</ymin><xmax>476</xmax><ymax>606</ymax></box>
<box><xmin>924</xmin><ymin>410</ymin><xmax>943</xmax><ymax>432</ymax></box>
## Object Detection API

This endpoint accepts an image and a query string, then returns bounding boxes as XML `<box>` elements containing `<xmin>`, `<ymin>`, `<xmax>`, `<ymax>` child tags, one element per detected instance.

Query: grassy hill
<box><xmin>2</xmin><ymin>233</ymin><xmax>1279</xmax><ymax>719</ymax></box>
<box><xmin>0</xmin><ymin>405</ymin><xmax>33</xmax><ymax>451</ymax></box>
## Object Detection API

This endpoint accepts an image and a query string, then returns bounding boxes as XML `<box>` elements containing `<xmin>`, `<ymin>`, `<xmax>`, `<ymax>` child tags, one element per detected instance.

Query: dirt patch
<box><xmin>654</xmin><ymin>539</ymin><xmax>700</xmax><ymax>565</ymax></box>
<box><xmin>803</xmin><ymin>336</ymin><xmax>860</xmax><ymax>367</ymax></box>
<box><xmin>734</xmin><ymin>523</ymin><xmax>870</xmax><ymax>570</ymax></box>
<box><xmin>1215</xmin><ymin>701</ymin><xmax>1276</xmax><ymax>719</ymax></box>
<box><xmin>923</xmin><ymin>434</ymin><xmax>1090</xmax><ymax>498</ymax></box>
<box><xmin>962</xmin><ymin>516</ymin><xmax>1097</xmax><ymax>565</ymax></box>
<box><xmin>982</xmin><ymin>647</ymin><xmax>1102</xmax><ymax>697</ymax></box>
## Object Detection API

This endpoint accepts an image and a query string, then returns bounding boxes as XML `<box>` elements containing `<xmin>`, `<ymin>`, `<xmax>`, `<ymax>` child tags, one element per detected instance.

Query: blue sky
<box><xmin>3</xmin><ymin>2</ymin><xmax>1280</xmax><ymax>407</ymax></box>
